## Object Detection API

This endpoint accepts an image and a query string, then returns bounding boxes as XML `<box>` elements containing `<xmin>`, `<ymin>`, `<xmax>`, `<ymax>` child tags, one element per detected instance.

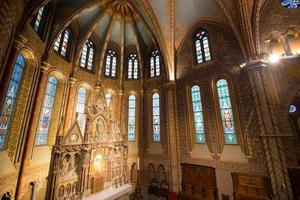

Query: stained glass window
<box><xmin>76</xmin><ymin>87</ymin><xmax>87</xmax><ymax>134</ymax></box>
<box><xmin>191</xmin><ymin>85</ymin><xmax>205</xmax><ymax>143</ymax></box>
<box><xmin>0</xmin><ymin>55</ymin><xmax>26</xmax><ymax>149</ymax></box>
<box><xmin>152</xmin><ymin>93</ymin><xmax>160</xmax><ymax>142</ymax></box>
<box><xmin>128</xmin><ymin>54</ymin><xmax>139</xmax><ymax>79</ymax></box>
<box><xmin>33</xmin><ymin>6</ymin><xmax>45</xmax><ymax>32</ymax></box>
<box><xmin>80</xmin><ymin>41</ymin><xmax>95</xmax><ymax>71</ymax></box>
<box><xmin>37</xmin><ymin>76</ymin><xmax>58</xmax><ymax>145</ymax></box>
<box><xmin>105</xmin><ymin>93</ymin><xmax>112</xmax><ymax>108</ymax></box>
<box><xmin>195</xmin><ymin>29</ymin><xmax>211</xmax><ymax>64</ymax></box>
<box><xmin>216</xmin><ymin>79</ymin><xmax>237</xmax><ymax>144</ymax></box>
<box><xmin>54</xmin><ymin>28</ymin><xmax>72</xmax><ymax>57</ymax></box>
<box><xmin>281</xmin><ymin>0</ymin><xmax>300</xmax><ymax>8</ymax></box>
<box><xmin>128</xmin><ymin>95</ymin><xmax>136</xmax><ymax>141</ymax></box>
<box><xmin>150</xmin><ymin>50</ymin><xmax>160</xmax><ymax>78</ymax></box>
<box><xmin>104</xmin><ymin>50</ymin><xmax>117</xmax><ymax>77</ymax></box>
<box><xmin>289</xmin><ymin>104</ymin><xmax>297</xmax><ymax>113</ymax></box>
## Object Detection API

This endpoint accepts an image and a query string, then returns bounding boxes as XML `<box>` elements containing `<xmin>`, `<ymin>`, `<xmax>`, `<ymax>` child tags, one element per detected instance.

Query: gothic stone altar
<box><xmin>45</xmin><ymin>85</ymin><xmax>128</xmax><ymax>200</ymax></box>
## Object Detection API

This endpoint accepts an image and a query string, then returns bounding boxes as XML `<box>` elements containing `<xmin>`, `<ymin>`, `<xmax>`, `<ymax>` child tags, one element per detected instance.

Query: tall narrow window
<box><xmin>191</xmin><ymin>85</ymin><xmax>205</xmax><ymax>143</ymax></box>
<box><xmin>105</xmin><ymin>93</ymin><xmax>112</xmax><ymax>108</ymax></box>
<box><xmin>76</xmin><ymin>87</ymin><xmax>87</xmax><ymax>133</ymax></box>
<box><xmin>128</xmin><ymin>54</ymin><xmax>139</xmax><ymax>79</ymax></box>
<box><xmin>31</xmin><ymin>4</ymin><xmax>50</xmax><ymax>37</ymax></box>
<box><xmin>150</xmin><ymin>50</ymin><xmax>160</xmax><ymax>78</ymax></box>
<box><xmin>37</xmin><ymin>76</ymin><xmax>58</xmax><ymax>145</ymax></box>
<box><xmin>152</xmin><ymin>93</ymin><xmax>160</xmax><ymax>142</ymax></box>
<box><xmin>0</xmin><ymin>55</ymin><xmax>26</xmax><ymax>149</ymax></box>
<box><xmin>33</xmin><ymin>6</ymin><xmax>45</xmax><ymax>32</ymax></box>
<box><xmin>128</xmin><ymin>95</ymin><xmax>136</xmax><ymax>141</ymax></box>
<box><xmin>80</xmin><ymin>41</ymin><xmax>95</xmax><ymax>71</ymax></box>
<box><xmin>54</xmin><ymin>28</ymin><xmax>72</xmax><ymax>58</ymax></box>
<box><xmin>216</xmin><ymin>79</ymin><xmax>237</xmax><ymax>144</ymax></box>
<box><xmin>104</xmin><ymin>50</ymin><xmax>117</xmax><ymax>77</ymax></box>
<box><xmin>195</xmin><ymin>29</ymin><xmax>211</xmax><ymax>64</ymax></box>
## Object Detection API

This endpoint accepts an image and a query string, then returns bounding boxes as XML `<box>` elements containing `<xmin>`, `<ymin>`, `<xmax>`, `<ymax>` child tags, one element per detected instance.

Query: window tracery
<box><xmin>0</xmin><ymin>55</ymin><xmax>25</xmax><ymax>149</ymax></box>
<box><xmin>195</xmin><ymin>29</ymin><xmax>211</xmax><ymax>64</ymax></box>
<box><xmin>150</xmin><ymin>50</ymin><xmax>160</xmax><ymax>78</ymax></box>
<box><xmin>104</xmin><ymin>50</ymin><xmax>117</xmax><ymax>78</ymax></box>
<box><xmin>54</xmin><ymin>28</ymin><xmax>72</xmax><ymax>58</ymax></box>
<box><xmin>127</xmin><ymin>54</ymin><xmax>139</xmax><ymax>79</ymax></box>
<box><xmin>80</xmin><ymin>41</ymin><xmax>95</xmax><ymax>71</ymax></box>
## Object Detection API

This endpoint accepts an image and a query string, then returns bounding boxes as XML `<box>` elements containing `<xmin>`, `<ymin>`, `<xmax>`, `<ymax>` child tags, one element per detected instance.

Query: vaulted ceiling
<box><xmin>27</xmin><ymin>0</ymin><xmax>277</xmax><ymax>80</ymax></box>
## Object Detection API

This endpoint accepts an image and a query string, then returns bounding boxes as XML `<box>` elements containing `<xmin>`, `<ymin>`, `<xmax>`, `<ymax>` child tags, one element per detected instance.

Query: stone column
<box><xmin>15</xmin><ymin>63</ymin><xmax>50</xmax><ymax>199</ymax></box>
<box><xmin>139</xmin><ymin>89</ymin><xmax>145</xmax><ymax>186</ymax></box>
<box><xmin>64</xmin><ymin>77</ymin><xmax>77</xmax><ymax>131</ymax></box>
<box><xmin>242</xmin><ymin>60</ymin><xmax>293</xmax><ymax>200</ymax></box>
<box><xmin>164</xmin><ymin>81</ymin><xmax>180</xmax><ymax>192</ymax></box>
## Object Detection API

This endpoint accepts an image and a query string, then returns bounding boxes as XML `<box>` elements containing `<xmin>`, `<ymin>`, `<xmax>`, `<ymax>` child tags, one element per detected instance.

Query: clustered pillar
<box><xmin>243</xmin><ymin>60</ymin><xmax>293</xmax><ymax>200</ymax></box>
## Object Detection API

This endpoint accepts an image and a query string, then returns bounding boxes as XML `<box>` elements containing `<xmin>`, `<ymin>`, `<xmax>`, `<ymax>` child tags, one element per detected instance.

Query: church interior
<box><xmin>0</xmin><ymin>0</ymin><xmax>300</xmax><ymax>199</ymax></box>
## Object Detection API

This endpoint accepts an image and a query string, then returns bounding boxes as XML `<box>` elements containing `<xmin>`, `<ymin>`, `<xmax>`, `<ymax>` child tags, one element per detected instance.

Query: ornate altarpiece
<box><xmin>46</xmin><ymin>85</ymin><xmax>128</xmax><ymax>200</ymax></box>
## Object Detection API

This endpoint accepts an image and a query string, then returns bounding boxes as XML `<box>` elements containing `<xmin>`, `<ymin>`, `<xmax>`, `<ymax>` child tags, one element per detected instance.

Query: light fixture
<box><xmin>296</xmin><ymin>49</ymin><xmax>300</xmax><ymax>54</ymax></box>
<box><xmin>268</xmin><ymin>53</ymin><xmax>280</xmax><ymax>63</ymax></box>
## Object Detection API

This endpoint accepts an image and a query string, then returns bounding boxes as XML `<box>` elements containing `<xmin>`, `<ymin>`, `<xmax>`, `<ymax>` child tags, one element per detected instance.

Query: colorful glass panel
<box><xmin>0</xmin><ymin>55</ymin><xmax>25</xmax><ymax>149</ymax></box>
<box><xmin>128</xmin><ymin>95</ymin><xmax>136</xmax><ymax>141</ymax></box>
<box><xmin>281</xmin><ymin>0</ymin><xmax>300</xmax><ymax>8</ymax></box>
<box><xmin>54</xmin><ymin>29</ymin><xmax>71</xmax><ymax>57</ymax></box>
<box><xmin>76</xmin><ymin>87</ymin><xmax>87</xmax><ymax>115</ymax></box>
<box><xmin>128</xmin><ymin>54</ymin><xmax>139</xmax><ymax>80</ymax></box>
<box><xmin>191</xmin><ymin>85</ymin><xmax>205</xmax><ymax>143</ymax></box>
<box><xmin>152</xmin><ymin>93</ymin><xmax>160</xmax><ymax>142</ymax></box>
<box><xmin>33</xmin><ymin>6</ymin><xmax>44</xmax><ymax>32</ymax></box>
<box><xmin>289</xmin><ymin>104</ymin><xmax>297</xmax><ymax>113</ymax></box>
<box><xmin>76</xmin><ymin>87</ymin><xmax>87</xmax><ymax>134</ymax></box>
<box><xmin>104</xmin><ymin>50</ymin><xmax>117</xmax><ymax>77</ymax></box>
<box><xmin>216</xmin><ymin>79</ymin><xmax>237</xmax><ymax>144</ymax></box>
<box><xmin>37</xmin><ymin>76</ymin><xmax>58</xmax><ymax>145</ymax></box>
<box><xmin>105</xmin><ymin>93</ymin><xmax>112</xmax><ymax>108</ymax></box>
<box><xmin>150</xmin><ymin>50</ymin><xmax>160</xmax><ymax>78</ymax></box>
<box><xmin>195</xmin><ymin>29</ymin><xmax>211</xmax><ymax>64</ymax></box>
<box><xmin>80</xmin><ymin>41</ymin><xmax>94</xmax><ymax>71</ymax></box>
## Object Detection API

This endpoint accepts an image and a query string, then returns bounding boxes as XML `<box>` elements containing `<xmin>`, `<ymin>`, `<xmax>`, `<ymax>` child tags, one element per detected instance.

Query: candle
<box><xmin>137</xmin><ymin>158</ymin><xmax>140</xmax><ymax>170</ymax></box>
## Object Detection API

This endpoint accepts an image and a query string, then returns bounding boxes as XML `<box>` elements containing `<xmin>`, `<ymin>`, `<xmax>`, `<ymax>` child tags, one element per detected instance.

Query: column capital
<box><xmin>241</xmin><ymin>59</ymin><xmax>268</xmax><ymax>73</ymax></box>
<box><xmin>118</xmin><ymin>89</ymin><xmax>124</xmax><ymax>96</ymax></box>
<box><xmin>41</xmin><ymin>62</ymin><xmax>51</xmax><ymax>73</ymax></box>
<box><xmin>69</xmin><ymin>76</ymin><xmax>77</xmax><ymax>86</ymax></box>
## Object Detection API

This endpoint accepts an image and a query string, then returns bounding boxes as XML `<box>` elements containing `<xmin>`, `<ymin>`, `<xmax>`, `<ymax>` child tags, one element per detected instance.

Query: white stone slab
<box><xmin>84</xmin><ymin>184</ymin><xmax>132</xmax><ymax>200</ymax></box>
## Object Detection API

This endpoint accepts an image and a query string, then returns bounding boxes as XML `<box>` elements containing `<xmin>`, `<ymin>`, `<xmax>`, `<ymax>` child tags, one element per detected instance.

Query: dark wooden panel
<box><xmin>179</xmin><ymin>163</ymin><xmax>218</xmax><ymax>200</ymax></box>
<box><xmin>289</xmin><ymin>168</ymin><xmax>300</xmax><ymax>200</ymax></box>
<box><xmin>232</xmin><ymin>173</ymin><xmax>272</xmax><ymax>200</ymax></box>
